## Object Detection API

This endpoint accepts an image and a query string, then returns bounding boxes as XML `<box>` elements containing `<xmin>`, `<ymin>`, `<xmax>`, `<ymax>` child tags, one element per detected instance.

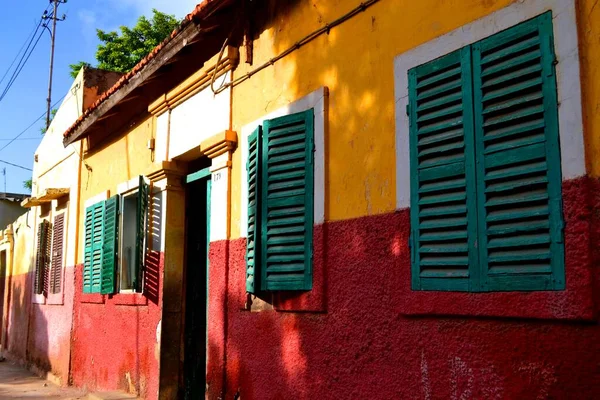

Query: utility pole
<box><xmin>43</xmin><ymin>0</ymin><xmax>67</xmax><ymax>130</ymax></box>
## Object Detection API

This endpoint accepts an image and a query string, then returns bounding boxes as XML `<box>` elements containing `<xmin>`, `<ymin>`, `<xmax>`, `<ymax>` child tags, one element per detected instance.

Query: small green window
<box><xmin>83</xmin><ymin>176</ymin><xmax>150</xmax><ymax>294</ymax></box>
<box><xmin>246</xmin><ymin>109</ymin><xmax>315</xmax><ymax>292</ymax></box>
<box><xmin>408</xmin><ymin>12</ymin><xmax>564</xmax><ymax>292</ymax></box>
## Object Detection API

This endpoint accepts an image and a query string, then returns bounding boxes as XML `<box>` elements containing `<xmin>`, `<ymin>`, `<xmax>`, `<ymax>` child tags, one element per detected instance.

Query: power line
<box><xmin>0</xmin><ymin>2</ymin><xmax>54</xmax><ymax>105</ymax></box>
<box><xmin>0</xmin><ymin>24</ymin><xmax>46</xmax><ymax>103</ymax></box>
<box><xmin>0</xmin><ymin>92</ymin><xmax>68</xmax><ymax>153</ymax></box>
<box><xmin>0</xmin><ymin>21</ymin><xmax>38</xmax><ymax>89</ymax></box>
<box><xmin>43</xmin><ymin>0</ymin><xmax>67</xmax><ymax>129</ymax></box>
<box><xmin>0</xmin><ymin>138</ymin><xmax>42</xmax><ymax>141</ymax></box>
<box><xmin>0</xmin><ymin>159</ymin><xmax>32</xmax><ymax>171</ymax></box>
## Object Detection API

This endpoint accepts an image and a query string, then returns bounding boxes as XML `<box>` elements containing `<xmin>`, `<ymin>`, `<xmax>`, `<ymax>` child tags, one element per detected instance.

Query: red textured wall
<box><xmin>205</xmin><ymin>177</ymin><xmax>600</xmax><ymax>399</ymax></box>
<box><xmin>70</xmin><ymin>252</ymin><xmax>163</xmax><ymax>399</ymax></box>
<box><xmin>4</xmin><ymin>268</ymin><xmax>75</xmax><ymax>384</ymax></box>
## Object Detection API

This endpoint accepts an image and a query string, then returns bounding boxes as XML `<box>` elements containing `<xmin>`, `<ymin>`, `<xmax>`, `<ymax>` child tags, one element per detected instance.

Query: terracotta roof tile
<box><xmin>63</xmin><ymin>0</ymin><xmax>222</xmax><ymax>141</ymax></box>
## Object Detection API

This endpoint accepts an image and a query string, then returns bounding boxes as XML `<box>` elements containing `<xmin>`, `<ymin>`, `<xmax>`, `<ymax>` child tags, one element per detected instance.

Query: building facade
<box><xmin>0</xmin><ymin>67</ymin><xmax>121</xmax><ymax>384</ymax></box>
<box><xmin>1</xmin><ymin>0</ymin><xmax>598</xmax><ymax>398</ymax></box>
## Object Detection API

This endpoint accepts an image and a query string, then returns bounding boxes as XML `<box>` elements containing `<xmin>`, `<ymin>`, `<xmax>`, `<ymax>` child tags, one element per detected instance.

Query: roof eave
<box><xmin>63</xmin><ymin>22</ymin><xmax>203</xmax><ymax>147</ymax></box>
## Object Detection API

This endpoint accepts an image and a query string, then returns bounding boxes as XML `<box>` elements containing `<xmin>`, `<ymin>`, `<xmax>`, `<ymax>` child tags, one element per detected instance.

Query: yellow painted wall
<box><xmin>77</xmin><ymin>116</ymin><xmax>156</xmax><ymax>260</ymax></box>
<box><xmin>229</xmin><ymin>0</ymin><xmax>517</xmax><ymax>238</ymax></box>
<box><xmin>578</xmin><ymin>0</ymin><xmax>600</xmax><ymax>176</ymax></box>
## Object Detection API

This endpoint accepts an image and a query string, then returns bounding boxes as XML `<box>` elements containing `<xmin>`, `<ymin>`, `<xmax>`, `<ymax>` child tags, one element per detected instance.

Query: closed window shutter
<box><xmin>408</xmin><ymin>47</ymin><xmax>479</xmax><ymax>291</ymax></box>
<box><xmin>261</xmin><ymin>109</ymin><xmax>314</xmax><ymax>291</ymax></box>
<box><xmin>50</xmin><ymin>213</ymin><xmax>65</xmax><ymax>294</ymax></box>
<box><xmin>471</xmin><ymin>12</ymin><xmax>564</xmax><ymax>291</ymax></box>
<box><xmin>34</xmin><ymin>220</ymin><xmax>51</xmax><ymax>295</ymax></box>
<box><xmin>101</xmin><ymin>195</ymin><xmax>119</xmax><ymax>294</ymax></box>
<box><xmin>90</xmin><ymin>202</ymin><xmax>104</xmax><ymax>293</ymax></box>
<box><xmin>246</xmin><ymin>126</ymin><xmax>262</xmax><ymax>293</ymax></box>
<box><xmin>83</xmin><ymin>205</ymin><xmax>95</xmax><ymax>293</ymax></box>
<box><xmin>135</xmin><ymin>176</ymin><xmax>149</xmax><ymax>292</ymax></box>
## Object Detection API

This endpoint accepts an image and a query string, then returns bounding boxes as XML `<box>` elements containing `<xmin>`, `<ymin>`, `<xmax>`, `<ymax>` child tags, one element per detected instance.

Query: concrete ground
<box><xmin>0</xmin><ymin>360</ymin><xmax>86</xmax><ymax>399</ymax></box>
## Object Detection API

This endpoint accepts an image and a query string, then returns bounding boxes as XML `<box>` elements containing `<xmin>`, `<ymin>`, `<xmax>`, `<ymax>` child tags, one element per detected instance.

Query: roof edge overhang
<box><xmin>62</xmin><ymin>0</ymin><xmax>232</xmax><ymax>147</ymax></box>
<box><xmin>21</xmin><ymin>188</ymin><xmax>70</xmax><ymax>208</ymax></box>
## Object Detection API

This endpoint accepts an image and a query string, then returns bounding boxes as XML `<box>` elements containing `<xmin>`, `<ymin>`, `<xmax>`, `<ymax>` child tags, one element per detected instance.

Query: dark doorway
<box><xmin>182</xmin><ymin>168</ymin><xmax>211</xmax><ymax>400</ymax></box>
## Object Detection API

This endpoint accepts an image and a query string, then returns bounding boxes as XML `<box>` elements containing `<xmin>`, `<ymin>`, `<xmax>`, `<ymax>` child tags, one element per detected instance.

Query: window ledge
<box><xmin>398</xmin><ymin>287</ymin><xmax>596</xmax><ymax>321</ymax></box>
<box><xmin>32</xmin><ymin>293</ymin><xmax>46</xmax><ymax>305</ymax></box>
<box><xmin>80</xmin><ymin>293</ymin><xmax>105</xmax><ymax>304</ymax></box>
<box><xmin>111</xmin><ymin>293</ymin><xmax>148</xmax><ymax>306</ymax></box>
<box><xmin>46</xmin><ymin>292</ymin><xmax>64</xmax><ymax>305</ymax></box>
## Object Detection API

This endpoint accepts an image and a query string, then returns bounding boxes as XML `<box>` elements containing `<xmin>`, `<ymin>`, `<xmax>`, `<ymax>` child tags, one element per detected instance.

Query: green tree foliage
<box><xmin>23</xmin><ymin>179</ymin><xmax>32</xmax><ymax>191</ymax></box>
<box><xmin>69</xmin><ymin>10</ymin><xmax>180</xmax><ymax>78</ymax></box>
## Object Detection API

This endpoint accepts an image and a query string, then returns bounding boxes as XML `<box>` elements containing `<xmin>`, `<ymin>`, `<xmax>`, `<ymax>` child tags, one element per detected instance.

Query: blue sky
<box><xmin>0</xmin><ymin>0</ymin><xmax>198</xmax><ymax>193</ymax></box>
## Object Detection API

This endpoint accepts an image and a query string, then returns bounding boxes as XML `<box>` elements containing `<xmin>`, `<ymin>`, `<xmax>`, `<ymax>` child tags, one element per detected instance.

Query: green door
<box><xmin>183</xmin><ymin>167</ymin><xmax>211</xmax><ymax>399</ymax></box>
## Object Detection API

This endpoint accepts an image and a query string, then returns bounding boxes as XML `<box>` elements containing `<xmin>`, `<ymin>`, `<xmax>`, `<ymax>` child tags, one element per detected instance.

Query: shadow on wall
<box><xmin>3</xmin><ymin>225</ymin><xmax>51</xmax><ymax>378</ymax></box>
<box><xmin>209</xmin><ymin>1</ymin><xmax>600</xmax><ymax>399</ymax></box>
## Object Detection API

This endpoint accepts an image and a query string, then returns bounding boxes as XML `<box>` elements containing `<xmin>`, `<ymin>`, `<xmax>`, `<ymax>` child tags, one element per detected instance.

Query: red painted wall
<box><xmin>70</xmin><ymin>252</ymin><xmax>163</xmax><ymax>399</ymax></box>
<box><xmin>4</xmin><ymin>268</ymin><xmax>75</xmax><ymax>384</ymax></box>
<box><xmin>206</xmin><ymin>177</ymin><xmax>600</xmax><ymax>399</ymax></box>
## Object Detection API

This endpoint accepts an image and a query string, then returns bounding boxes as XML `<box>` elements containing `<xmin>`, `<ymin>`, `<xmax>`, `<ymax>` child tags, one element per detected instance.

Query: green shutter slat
<box><xmin>261</xmin><ymin>110</ymin><xmax>314</xmax><ymax>291</ymax></box>
<box><xmin>417</xmin><ymin>92</ymin><xmax>463</xmax><ymax>113</ymax></box>
<box><xmin>480</xmin><ymin>49</ymin><xmax>541</xmax><ymax>78</ymax></box>
<box><xmin>135</xmin><ymin>176</ymin><xmax>149</xmax><ymax>292</ymax></box>
<box><xmin>480</xmin><ymin>34</ymin><xmax>540</xmax><ymax>64</ymax></box>
<box><xmin>100</xmin><ymin>196</ymin><xmax>118</xmax><ymax>295</ymax></box>
<box><xmin>419</xmin><ymin>205</ymin><xmax>467</xmax><ymax>218</ymax></box>
<box><xmin>419</xmin><ymin>192</ymin><xmax>466</xmax><ymax>206</ymax></box>
<box><xmin>481</xmin><ymin>64</ymin><xmax>542</xmax><ymax>89</ymax></box>
<box><xmin>417</xmin><ymin>118</ymin><xmax>464</xmax><ymax>137</ymax></box>
<box><xmin>472</xmin><ymin>11</ymin><xmax>564</xmax><ymax>292</ymax></box>
<box><xmin>417</xmin><ymin>79</ymin><xmax>462</xmax><ymax>101</ymax></box>
<box><xmin>85</xmin><ymin>202</ymin><xmax>104</xmax><ymax>293</ymax></box>
<box><xmin>409</xmin><ymin>46</ymin><xmax>479</xmax><ymax>291</ymax></box>
<box><xmin>487</xmin><ymin>220</ymin><xmax>550</xmax><ymax>236</ymax></box>
<box><xmin>246</xmin><ymin>126</ymin><xmax>262</xmax><ymax>294</ymax></box>
<box><xmin>420</xmin><ymin>231</ymin><xmax>468</xmax><ymax>242</ymax></box>
<box><xmin>417</xmin><ymin>103</ymin><xmax>463</xmax><ymax>123</ymax></box>
<box><xmin>483</xmin><ymin>92</ymin><xmax>544</xmax><ymax>115</ymax></box>
<box><xmin>484</xmin><ymin>142</ymin><xmax>546</xmax><ymax>169</ymax></box>
<box><xmin>416</xmin><ymin>64</ymin><xmax>461</xmax><ymax>88</ymax></box>
<box><xmin>482</xmin><ymin>103</ymin><xmax>544</xmax><ymax>128</ymax></box>
<box><xmin>417</xmin><ymin>141</ymin><xmax>464</xmax><ymax>158</ymax></box>
<box><xmin>84</xmin><ymin>209</ymin><xmax>92</xmax><ymax>295</ymax></box>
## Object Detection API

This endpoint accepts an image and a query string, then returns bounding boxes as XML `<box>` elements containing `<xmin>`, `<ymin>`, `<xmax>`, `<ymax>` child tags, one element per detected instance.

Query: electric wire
<box><xmin>0</xmin><ymin>159</ymin><xmax>32</xmax><ymax>171</ymax></box>
<box><xmin>0</xmin><ymin>21</ymin><xmax>38</xmax><ymax>89</ymax></box>
<box><xmin>0</xmin><ymin>3</ymin><xmax>54</xmax><ymax>104</ymax></box>
<box><xmin>0</xmin><ymin>92</ymin><xmax>69</xmax><ymax>154</ymax></box>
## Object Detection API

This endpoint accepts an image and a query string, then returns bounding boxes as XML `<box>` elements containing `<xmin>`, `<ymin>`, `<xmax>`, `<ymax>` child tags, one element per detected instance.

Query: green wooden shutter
<box><xmin>471</xmin><ymin>12</ymin><xmax>564</xmax><ymax>291</ymax></box>
<box><xmin>135</xmin><ymin>176</ymin><xmax>149</xmax><ymax>292</ymax></box>
<box><xmin>83</xmin><ymin>206</ymin><xmax>94</xmax><ymax>293</ymax></box>
<box><xmin>261</xmin><ymin>109</ymin><xmax>314</xmax><ymax>291</ymax></box>
<box><xmin>246</xmin><ymin>126</ymin><xmax>262</xmax><ymax>293</ymax></box>
<box><xmin>84</xmin><ymin>201</ymin><xmax>104</xmax><ymax>294</ymax></box>
<box><xmin>101</xmin><ymin>195</ymin><xmax>119</xmax><ymax>294</ymax></box>
<box><xmin>408</xmin><ymin>47</ymin><xmax>479</xmax><ymax>291</ymax></box>
<box><xmin>34</xmin><ymin>220</ymin><xmax>51</xmax><ymax>295</ymax></box>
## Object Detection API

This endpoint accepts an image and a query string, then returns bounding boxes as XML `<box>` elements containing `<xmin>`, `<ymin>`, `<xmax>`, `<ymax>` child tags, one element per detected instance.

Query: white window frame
<box><xmin>393</xmin><ymin>0</ymin><xmax>585</xmax><ymax>209</ymax></box>
<box><xmin>117</xmin><ymin>177</ymin><xmax>147</xmax><ymax>294</ymax></box>
<box><xmin>240</xmin><ymin>86</ymin><xmax>328</xmax><ymax>237</ymax></box>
